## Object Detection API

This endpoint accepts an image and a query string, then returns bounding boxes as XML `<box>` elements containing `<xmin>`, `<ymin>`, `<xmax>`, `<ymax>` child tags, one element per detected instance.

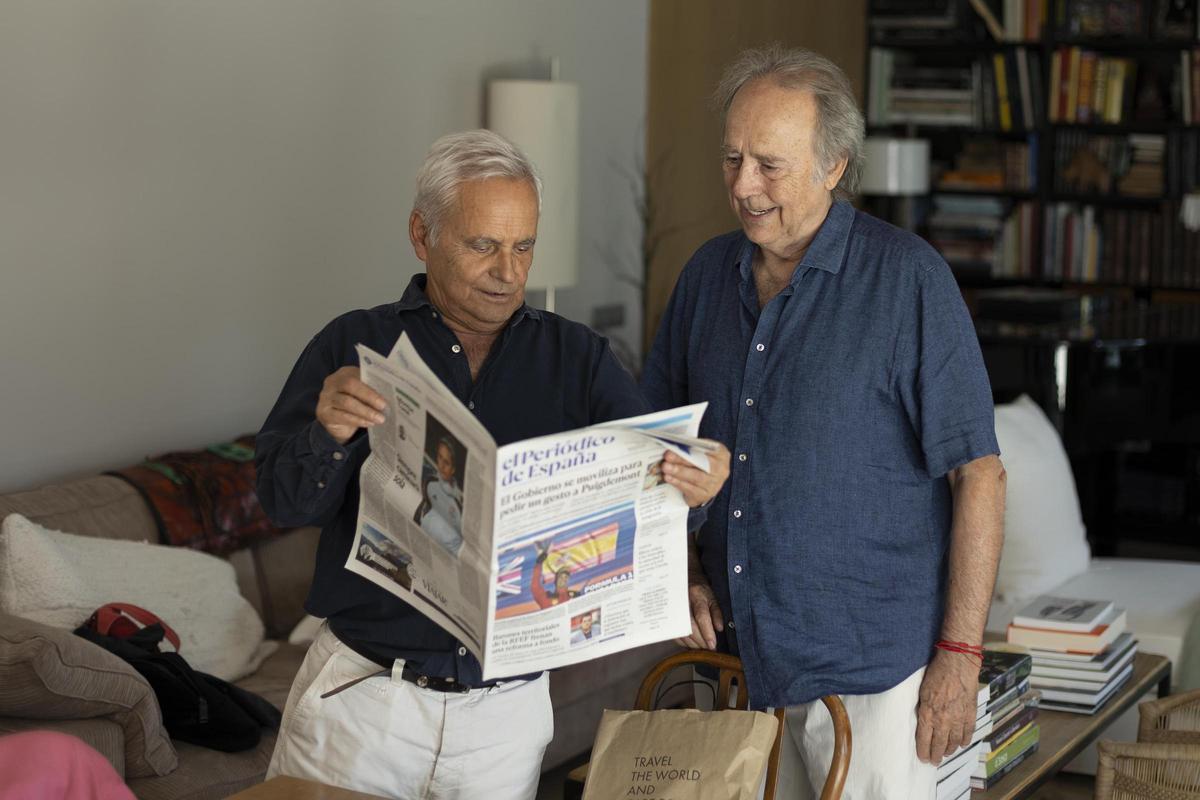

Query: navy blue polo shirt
<box><xmin>256</xmin><ymin>274</ymin><xmax>648</xmax><ymax>685</ymax></box>
<box><xmin>641</xmin><ymin>201</ymin><xmax>999</xmax><ymax>708</ymax></box>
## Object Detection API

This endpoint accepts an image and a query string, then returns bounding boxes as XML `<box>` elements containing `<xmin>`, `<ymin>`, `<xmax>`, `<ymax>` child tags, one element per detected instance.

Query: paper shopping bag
<box><xmin>581</xmin><ymin>708</ymin><xmax>780</xmax><ymax>799</ymax></box>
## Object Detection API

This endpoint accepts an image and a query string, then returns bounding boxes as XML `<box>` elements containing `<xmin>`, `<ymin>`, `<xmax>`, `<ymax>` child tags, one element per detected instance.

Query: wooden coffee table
<box><xmin>975</xmin><ymin>651</ymin><xmax>1170</xmax><ymax>800</ymax></box>
<box><xmin>228</xmin><ymin>776</ymin><xmax>388</xmax><ymax>799</ymax></box>
<box><xmin>563</xmin><ymin>653</ymin><xmax>1171</xmax><ymax>800</ymax></box>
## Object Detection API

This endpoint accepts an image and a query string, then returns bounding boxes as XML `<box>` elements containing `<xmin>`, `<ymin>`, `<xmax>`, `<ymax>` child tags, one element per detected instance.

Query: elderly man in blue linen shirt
<box><xmin>256</xmin><ymin>129</ymin><xmax>730</xmax><ymax>800</ymax></box>
<box><xmin>641</xmin><ymin>46</ymin><xmax>1007</xmax><ymax>798</ymax></box>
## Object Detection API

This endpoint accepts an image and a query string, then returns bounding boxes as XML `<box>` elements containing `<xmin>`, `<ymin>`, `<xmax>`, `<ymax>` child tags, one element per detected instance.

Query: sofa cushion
<box><xmin>992</xmin><ymin>395</ymin><xmax>1091</xmax><ymax>604</ymax></box>
<box><xmin>0</xmin><ymin>613</ymin><xmax>176</xmax><ymax>778</ymax></box>
<box><xmin>127</xmin><ymin>734</ymin><xmax>275</xmax><ymax>800</ymax></box>
<box><xmin>0</xmin><ymin>476</ymin><xmax>156</xmax><ymax>544</ymax></box>
<box><xmin>0</xmin><ymin>513</ymin><xmax>266</xmax><ymax>681</ymax></box>
<box><xmin>233</xmin><ymin>642</ymin><xmax>308</xmax><ymax>712</ymax></box>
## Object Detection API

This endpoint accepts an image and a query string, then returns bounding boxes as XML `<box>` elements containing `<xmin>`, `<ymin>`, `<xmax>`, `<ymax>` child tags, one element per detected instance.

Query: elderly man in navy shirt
<box><xmin>256</xmin><ymin>129</ymin><xmax>730</xmax><ymax>800</ymax></box>
<box><xmin>642</xmin><ymin>46</ymin><xmax>1007</xmax><ymax>798</ymax></box>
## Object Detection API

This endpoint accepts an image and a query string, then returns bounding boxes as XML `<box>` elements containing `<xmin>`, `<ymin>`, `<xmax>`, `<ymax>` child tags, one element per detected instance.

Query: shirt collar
<box><xmin>735</xmin><ymin>200</ymin><xmax>855</xmax><ymax>286</ymax></box>
<box><xmin>393</xmin><ymin>274</ymin><xmax>542</xmax><ymax>325</ymax></box>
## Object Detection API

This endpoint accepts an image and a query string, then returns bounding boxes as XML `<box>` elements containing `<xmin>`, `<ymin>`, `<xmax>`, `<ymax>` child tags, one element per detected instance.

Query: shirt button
<box><xmin>756</xmin><ymin>343</ymin><xmax>765</xmax><ymax>352</ymax></box>
<box><xmin>468</xmin><ymin>401</ymin><xmax>475</xmax><ymax>410</ymax></box>
<box><xmin>432</xmin><ymin>311</ymin><xmax>438</xmax><ymax>319</ymax></box>
<box><xmin>733</xmin><ymin>564</ymin><xmax>743</xmax><ymax>574</ymax></box>
<box><xmin>332</xmin><ymin>452</ymin><xmax>344</xmax><ymax>461</ymax></box>
<box><xmin>458</xmin><ymin>646</ymin><xmax>467</xmax><ymax>657</ymax></box>
<box><xmin>738</xmin><ymin>453</ymin><xmax>747</xmax><ymax>462</ymax></box>
<box><xmin>745</xmin><ymin>398</ymin><xmax>754</xmax><ymax>407</ymax></box>
<box><xmin>733</xmin><ymin>509</ymin><xmax>742</xmax><ymax>518</ymax></box>
<box><xmin>317</xmin><ymin>480</ymin><xmax>326</xmax><ymax>489</ymax></box>
<box><xmin>728</xmin><ymin>620</ymin><xmax>736</xmax><ymax>629</ymax></box>
<box><xmin>451</xmin><ymin>344</ymin><xmax>462</xmax><ymax>354</ymax></box>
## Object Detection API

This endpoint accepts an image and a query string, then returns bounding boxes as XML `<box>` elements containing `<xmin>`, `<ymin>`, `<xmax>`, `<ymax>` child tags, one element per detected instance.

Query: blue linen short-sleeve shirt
<box><xmin>641</xmin><ymin>201</ymin><xmax>999</xmax><ymax>708</ymax></box>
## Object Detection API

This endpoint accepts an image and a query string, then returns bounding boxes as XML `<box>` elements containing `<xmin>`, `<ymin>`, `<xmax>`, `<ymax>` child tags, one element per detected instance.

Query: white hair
<box><xmin>413</xmin><ymin>129</ymin><xmax>542</xmax><ymax>243</ymax></box>
<box><xmin>715</xmin><ymin>44</ymin><xmax>865</xmax><ymax>201</ymax></box>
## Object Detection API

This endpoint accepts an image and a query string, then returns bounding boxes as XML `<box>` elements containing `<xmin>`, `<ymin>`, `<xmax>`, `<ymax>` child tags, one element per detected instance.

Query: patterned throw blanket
<box><xmin>108</xmin><ymin>435</ymin><xmax>281</xmax><ymax>555</ymax></box>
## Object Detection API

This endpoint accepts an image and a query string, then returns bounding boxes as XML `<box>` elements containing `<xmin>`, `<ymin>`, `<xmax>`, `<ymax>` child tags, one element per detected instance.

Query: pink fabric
<box><xmin>0</xmin><ymin>731</ymin><xmax>135</xmax><ymax>800</ymax></box>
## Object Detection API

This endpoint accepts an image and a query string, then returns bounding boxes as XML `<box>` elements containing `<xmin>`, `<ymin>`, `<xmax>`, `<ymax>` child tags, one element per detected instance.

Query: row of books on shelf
<box><xmin>1057</xmin><ymin>0</ymin><xmax>1199</xmax><ymax>40</ymax></box>
<box><xmin>1041</xmin><ymin>202</ymin><xmax>1200</xmax><ymax>287</ymax></box>
<box><xmin>936</xmin><ymin>649</ymin><xmax>1040</xmax><ymax>797</ymax></box>
<box><xmin>1049</xmin><ymin>48</ymin><xmax>1137</xmax><ymax>124</ymax></box>
<box><xmin>936</xmin><ymin>138</ymin><xmax>1037</xmax><ymax>192</ymax></box>
<box><xmin>868</xmin><ymin>47</ymin><xmax>1044</xmax><ymax>130</ymax></box>
<box><xmin>872</xmin><ymin>0</ymin><xmax>1199</xmax><ymax>42</ymax></box>
<box><xmin>1053</xmin><ymin>130</ymin><xmax>1169</xmax><ymax>197</ymax></box>
<box><xmin>1056</xmin><ymin>129</ymin><xmax>1200</xmax><ymax>199</ymax></box>
<box><xmin>925</xmin><ymin>193</ymin><xmax>1200</xmax><ymax>287</ymax></box>
<box><xmin>869</xmin><ymin>46</ymin><xmax>1198</xmax><ymax>130</ymax></box>
<box><xmin>928</xmin><ymin>195</ymin><xmax>1039</xmax><ymax>278</ymax></box>
<box><xmin>1008</xmin><ymin>596</ymin><xmax>1138</xmax><ymax>715</ymax></box>
<box><xmin>1184</xmin><ymin>49</ymin><xmax>1200</xmax><ymax>125</ymax></box>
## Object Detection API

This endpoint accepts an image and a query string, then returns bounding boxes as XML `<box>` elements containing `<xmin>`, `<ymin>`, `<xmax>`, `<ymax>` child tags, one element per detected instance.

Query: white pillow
<box><xmin>992</xmin><ymin>395</ymin><xmax>1091</xmax><ymax>605</ymax></box>
<box><xmin>0</xmin><ymin>513</ymin><xmax>265</xmax><ymax>682</ymax></box>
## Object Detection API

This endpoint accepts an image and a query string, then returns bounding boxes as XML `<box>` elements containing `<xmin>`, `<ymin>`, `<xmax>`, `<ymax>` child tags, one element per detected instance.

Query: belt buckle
<box><xmin>412</xmin><ymin>672</ymin><xmax>470</xmax><ymax>694</ymax></box>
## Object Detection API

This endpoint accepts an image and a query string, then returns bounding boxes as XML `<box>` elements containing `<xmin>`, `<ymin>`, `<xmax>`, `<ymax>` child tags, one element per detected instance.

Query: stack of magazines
<box><xmin>1007</xmin><ymin>596</ymin><xmax>1137</xmax><ymax>714</ymax></box>
<box><xmin>935</xmin><ymin>650</ymin><xmax>1039</xmax><ymax>798</ymax></box>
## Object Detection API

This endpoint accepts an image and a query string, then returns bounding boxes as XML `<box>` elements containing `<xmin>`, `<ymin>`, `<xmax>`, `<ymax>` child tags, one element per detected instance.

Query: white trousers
<box><xmin>267</xmin><ymin>625</ymin><xmax>553</xmax><ymax>800</ymax></box>
<box><xmin>698</xmin><ymin>666</ymin><xmax>935</xmax><ymax>800</ymax></box>
<box><xmin>776</xmin><ymin>667</ymin><xmax>936</xmax><ymax>800</ymax></box>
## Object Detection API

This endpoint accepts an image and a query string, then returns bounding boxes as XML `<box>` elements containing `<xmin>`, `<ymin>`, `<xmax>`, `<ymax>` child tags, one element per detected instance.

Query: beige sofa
<box><xmin>0</xmin><ymin>472</ymin><xmax>673</xmax><ymax>798</ymax></box>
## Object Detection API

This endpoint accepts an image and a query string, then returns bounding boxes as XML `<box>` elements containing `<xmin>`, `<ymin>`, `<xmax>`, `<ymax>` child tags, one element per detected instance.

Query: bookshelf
<box><xmin>865</xmin><ymin>0</ymin><xmax>1200</xmax><ymax>295</ymax></box>
<box><xmin>868</xmin><ymin>1</ymin><xmax>1200</xmax><ymax>561</ymax></box>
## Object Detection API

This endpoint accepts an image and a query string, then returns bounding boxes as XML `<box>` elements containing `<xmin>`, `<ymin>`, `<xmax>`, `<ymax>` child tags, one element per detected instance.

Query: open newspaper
<box><xmin>345</xmin><ymin>333</ymin><xmax>711</xmax><ymax>680</ymax></box>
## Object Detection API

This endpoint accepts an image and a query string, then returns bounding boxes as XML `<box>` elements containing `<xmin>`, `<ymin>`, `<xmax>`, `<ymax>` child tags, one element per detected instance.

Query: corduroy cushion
<box><xmin>0</xmin><ymin>613</ymin><xmax>177</xmax><ymax>778</ymax></box>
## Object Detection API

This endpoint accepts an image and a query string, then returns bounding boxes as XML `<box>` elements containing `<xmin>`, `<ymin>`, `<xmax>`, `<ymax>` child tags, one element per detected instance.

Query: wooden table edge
<box><xmin>974</xmin><ymin>652</ymin><xmax>1171</xmax><ymax>800</ymax></box>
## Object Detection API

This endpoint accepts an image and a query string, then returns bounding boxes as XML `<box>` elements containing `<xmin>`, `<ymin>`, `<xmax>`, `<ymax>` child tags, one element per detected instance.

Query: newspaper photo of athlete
<box><xmin>414</xmin><ymin>414</ymin><xmax>466</xmax><ymax>556</ymax></box>
<box><xmin>493</xmin><ymin>505</ymin><xmax>636</xmax><ymax>620</ymax></box>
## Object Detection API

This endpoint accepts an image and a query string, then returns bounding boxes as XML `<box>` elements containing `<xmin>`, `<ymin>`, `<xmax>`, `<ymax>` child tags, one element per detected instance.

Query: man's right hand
<box><xmin>316</xmin><ymin>366</ymin><xmax>387</xmax><ymax>445</ymax></box>
<box><xmin>676</xmin><ymin>577</ymin><xmax>724</xmax><ymax>651</ymax></box>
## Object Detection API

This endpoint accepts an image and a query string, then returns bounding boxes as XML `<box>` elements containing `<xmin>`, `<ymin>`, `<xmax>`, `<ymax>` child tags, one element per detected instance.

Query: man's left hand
<box><xmin>661</xmin><ymin>443</ymin><xmax>730</xmax><ymax>508</ymax></box>
<box><xmin>915</xmin><ymin>649</ymin><xmax>980</xmax><ymax>764</ymax></box>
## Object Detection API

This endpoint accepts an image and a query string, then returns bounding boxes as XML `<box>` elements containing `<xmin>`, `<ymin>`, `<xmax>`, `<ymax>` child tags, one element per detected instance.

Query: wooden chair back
<box><xmin>635</xmin><ymin>649</ymin><xmax>851</xmax><ymax>800</ymax></box>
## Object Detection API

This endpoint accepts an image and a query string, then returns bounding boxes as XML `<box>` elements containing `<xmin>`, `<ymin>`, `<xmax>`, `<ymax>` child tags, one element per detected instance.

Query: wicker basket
<box><xmin>1095</xmin><ymin>741</ymin><xmax>1200</xmax><ymax>799</ymax></box>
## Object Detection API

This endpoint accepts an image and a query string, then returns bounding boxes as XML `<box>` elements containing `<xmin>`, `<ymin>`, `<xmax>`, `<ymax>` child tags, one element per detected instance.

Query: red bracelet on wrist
<box><xmin>934</xmin><ymin>639</ymin><xmax>984</xmax><ymax>662</ymax></box>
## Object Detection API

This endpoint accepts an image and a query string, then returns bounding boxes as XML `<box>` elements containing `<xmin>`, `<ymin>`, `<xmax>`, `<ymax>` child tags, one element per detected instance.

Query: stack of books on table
<box><xmin>972</xmin><ymin>651</ymin><xmax>1041</xmax><ymax>791</ymax></box>
<box><xmin>1007</xmin><ymin>596</ymin><xmax>1137</xmax><ymax>715</ymax></box>
<box><xmin>935</xmin><ymin>649</ymin><xmax>1037</xmax><ymax>798</ymax></box>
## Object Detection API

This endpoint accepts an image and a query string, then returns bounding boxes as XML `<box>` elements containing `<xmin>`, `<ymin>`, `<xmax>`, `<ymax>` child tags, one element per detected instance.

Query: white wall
<box><xmin>0</xmin><ymin>1</ymin><xmax>648</xmax><ymax>492</ymax></box>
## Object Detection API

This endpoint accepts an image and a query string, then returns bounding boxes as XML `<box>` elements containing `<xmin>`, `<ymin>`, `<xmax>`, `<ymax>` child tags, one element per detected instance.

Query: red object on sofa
<box><xmin>84</xmin><ymin>602</ymin><xmax>182</xmax><ymax>652</ymax></box>
<box><xmin>107</xmin><ymin>435</ymin><xmax>281</xmax><ymax>555</ymax></box>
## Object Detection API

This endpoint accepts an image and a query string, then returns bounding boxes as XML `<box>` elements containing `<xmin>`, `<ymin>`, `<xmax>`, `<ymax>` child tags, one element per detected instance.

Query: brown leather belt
<box><xmin>322</xmin><ymin>629</ymin><xmax>490</xmax><ymax>697</ymax></box>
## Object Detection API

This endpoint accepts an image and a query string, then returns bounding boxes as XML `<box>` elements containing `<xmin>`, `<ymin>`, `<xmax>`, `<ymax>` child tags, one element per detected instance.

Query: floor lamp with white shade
<box><xmin>486</xmin><ymin>73</ymin><xmax>580</xmax><ymax>314</ymax></box>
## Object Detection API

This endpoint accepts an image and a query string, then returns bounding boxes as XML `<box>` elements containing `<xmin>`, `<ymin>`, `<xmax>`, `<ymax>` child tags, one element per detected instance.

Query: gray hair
<box><xmin>715</xmin><ymin>45</ymin><xmax>864</xmax><ymax>201</ymax></box>
<box><xmin>413</xmin><ymin>129</ymin><xmax>543</xmax><ymax>243</ymax></box>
